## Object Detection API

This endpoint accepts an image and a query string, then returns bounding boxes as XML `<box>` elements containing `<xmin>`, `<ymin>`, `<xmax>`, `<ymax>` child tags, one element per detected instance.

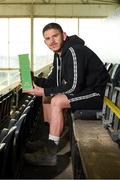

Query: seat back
<box><xmin>107</xmin><ymin>87</ymin><xmax>120</xmax><ymax>142</ymax></box>
<box><xmin>0</xmin><ymin>126</ymin><xmax>16</xmax><ymax>178</ymax></box>
<box><xmin>0</xmin><ymin>93</ymin><xmax>12</xmax><ymax>123</ymax></box>
<box><xmin>103</xmin><ymin>64</ymin><xmax>120</xmax><ymax>126</ymax></box>
<box><xmin>0</xmin><ymin>143</ymin><xmax>6</xmax><ymax>176</ymax></box>
<box><xmin>105</xmin><ymin>63</ymin><xmax>113</xmax><ymax>72</ymax></box>
<box><xmin>12</xmin><ymin>114</ymin><xmax>27</xmax><ymax>177</ymax></box>
<box><xmin>8</xmin><ymin>118</ymin><xmax>17</xmax><ymax>129</ymax></box>
<box><xmin>0</xmin><ymin>128</ymin><xmax>9</xmax><ymax>142</ymax></box>
<box><xmin>72</xmin><ymin>110</ymin><xmax>102</xmax><ymax>120</ymax></box>
<box><xmin>0</xmin><ymin>100</ymin><xmax>2</xmax><ymax>121</ymax></box>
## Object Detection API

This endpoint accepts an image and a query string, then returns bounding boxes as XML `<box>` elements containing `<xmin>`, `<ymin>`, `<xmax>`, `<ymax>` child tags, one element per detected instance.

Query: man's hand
<box><xmin>23</xmin><ymin>83</ymin><xmax>44</xmax><ymax>96</ymax></box>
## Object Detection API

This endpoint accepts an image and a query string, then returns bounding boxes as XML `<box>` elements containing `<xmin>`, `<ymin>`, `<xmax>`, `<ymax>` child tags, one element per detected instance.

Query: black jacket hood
<box><xmin>61</xmin><ymin>35</ymin><xmax>85</xmax><ymax>55</ymax></box>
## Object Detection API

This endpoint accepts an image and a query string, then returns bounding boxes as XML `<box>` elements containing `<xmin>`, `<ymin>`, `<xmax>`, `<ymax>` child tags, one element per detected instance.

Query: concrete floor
<box><xmin>54</xmin><ymin>142</ymin><xmax>73</xmax><ymax>179</ymax></box>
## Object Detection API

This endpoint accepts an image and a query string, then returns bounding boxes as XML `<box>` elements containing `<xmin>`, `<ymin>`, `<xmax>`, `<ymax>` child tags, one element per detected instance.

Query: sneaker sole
<box><xmin>25</xmin><ymin>155</ymin><xmax>57</xmax><ymax>166</ymax></box>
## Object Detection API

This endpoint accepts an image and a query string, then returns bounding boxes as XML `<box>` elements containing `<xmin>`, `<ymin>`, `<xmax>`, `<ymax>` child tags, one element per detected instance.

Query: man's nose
<box><xmin>50</xmin><ymin>37</ymin><xmax>55</xmax><ymax>43</ymax></box>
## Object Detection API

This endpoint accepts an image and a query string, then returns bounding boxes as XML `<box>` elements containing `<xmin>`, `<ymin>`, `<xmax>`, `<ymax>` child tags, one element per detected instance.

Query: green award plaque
<box><xmin>18</xmin><ymin>54</ymin><xmax>33</xmax><ymax>90</ymax></box>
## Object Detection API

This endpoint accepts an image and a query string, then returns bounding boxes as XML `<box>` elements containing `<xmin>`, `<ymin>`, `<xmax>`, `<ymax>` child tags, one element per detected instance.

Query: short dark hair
<box><xmin>42</xmin><ymin>22</ymin><xmax>63</xmax><ymax>35</ymax></box>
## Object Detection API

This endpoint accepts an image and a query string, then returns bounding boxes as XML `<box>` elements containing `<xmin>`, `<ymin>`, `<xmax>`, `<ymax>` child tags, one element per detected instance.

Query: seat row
<box><xmin>0</xmin><ymin>87</ymin><xmax>30</xmax><ymax>129</ymax></box>
<box><xmin>0</xmin><ymin>95</ymin><xmax>36</xmax><ymax>178</ymax></box>
<box><xmin>102</xmin><ymin>63</ymin><xmax>120</xmax><ymax>141</ymax></box>
<box><xmin>0</xmin><ymin>92</ymin><xmax>13</xmax><ymax>126</ymax></box>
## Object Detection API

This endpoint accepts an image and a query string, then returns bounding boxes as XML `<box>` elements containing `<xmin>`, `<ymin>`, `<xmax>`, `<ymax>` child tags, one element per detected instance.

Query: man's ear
<box><xmin>63</xmin><ymin>32</ymin><xmax>67</xmax><ymax>41</ymax></box>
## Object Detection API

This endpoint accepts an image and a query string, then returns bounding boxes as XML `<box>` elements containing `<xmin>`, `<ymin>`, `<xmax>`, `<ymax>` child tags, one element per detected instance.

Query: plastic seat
<box><xmin>0</xmin><ymin>93</ymin><xmax>12</xmax><ymax>122</ymax></box>
<box><xmin>103</xmin><ymin>64</ymin><xmax>120</xmax><ymax>126</ymax></box>
<box><xmin>0</xmin><ymin>128</ymin><xmax>9</xmax><ymax>142</ymax></box>
<box><xmin>105</xmin><ymin>63</ymin><xmax>113</xmax><ymax>73</ymax></box>
<box><xmin>103</xmin><ymin>63</ymin><xmax>120</xmax><ymax>141</ymax></box>
<box><xmin>23</xmin><ymin>105</ymin><xmax>31</xmax><ymax>114</ymax></box>
<box><xmin>0</xmin><ymin>112</ymin><xmax>28</xmax><ymax>178</ymax></box>
<box><xmin>24</xmin><ymin>98</ymin><xmax>36</xmax><ymax>134</ymax></box>
<box><xmin>23</xmin><ymin>100</ymin><xmax>36</xmax><ymax>138</ymax></box>
<box><xmin>105</xmin><ymin>87</ymin><xmax>120</xmax><ymax>142</ymax></box>
<box><xmin>8</xmin><ymin>118</ymin><xmax>17</xmax><ymax>129</ymax></box>
<box><xmin>0</xmin><ymin>126</ymin><xmax>16</xmax><ymax>178</ymax></box>
<box><xmin>12</xmin><ymin>114</ymin><xmax>27</xmax><ymax>177</ymax></box>
<box><xmin>19</xmin><ymin>103</ymin><xmax>27</xmax><ymax>112</ymax></box>
<box><xmin>14</xmin><ymin>110</ymin><xmax>21</xmax><ymax>120</ymax></box>
<box><xmin>0</xmin><ymin>97</ymin><xmax>7</xmax><ymax>121</ymax></box>
<box><xmin>71</xmin><ymin>109</ymin><xmax>102</xmax><ymax>120</ymax></box>
<box><xmin>5</xmin><ymin>93</ymin><xmax>12</xmax><ymax>117</ymax></box>
<box><xmin>0</xmin><ymin>143</ymin><xmax>6</xmax><ymax>177</ymax></box>
<box><xmin>27</xmin><ymin>98</ymin><xmax>34</xmax><ymax>107</ymax></box>
<box><xmin>0</xmin><ymin>100</ymin><xmax>3</xmax><ymax>122</ymax></box>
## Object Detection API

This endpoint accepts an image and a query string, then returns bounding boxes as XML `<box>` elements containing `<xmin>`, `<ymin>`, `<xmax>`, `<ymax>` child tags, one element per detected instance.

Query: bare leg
<box><xmin>24</xmin><ymin>94</ymin><xmax>71</xmax><ymax>166</ymax></box>
<box><xmin>50</xmin><ymin>94</ymin><xmax>71</xmax><ymax>136</ymax></box>
<box><xmin>43</xmin><ymin>104</ymin><xmax>51</xmax><ymax>123</ymax></box>
<box><xmin>42</xmin><ymin>96</ymin><xmax>52</xmax><ymax>124</ymax></box>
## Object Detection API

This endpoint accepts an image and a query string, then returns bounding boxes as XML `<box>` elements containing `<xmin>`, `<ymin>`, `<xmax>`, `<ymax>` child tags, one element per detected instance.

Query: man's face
<box><xmin>43</xmin><ymin>28</ymin><xmax>67</xmax><ymax>53</ymax></box>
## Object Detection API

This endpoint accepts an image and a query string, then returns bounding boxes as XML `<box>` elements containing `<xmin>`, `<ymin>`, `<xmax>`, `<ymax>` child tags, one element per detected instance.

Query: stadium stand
<box><xmin>70</xmin><ymin>63</ymin><xmax>120</xmax><ymax>179</ymax></box>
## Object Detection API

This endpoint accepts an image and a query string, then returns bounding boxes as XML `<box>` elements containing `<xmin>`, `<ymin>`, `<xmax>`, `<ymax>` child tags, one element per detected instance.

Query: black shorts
<box><xmin>66</xmin><ymin>89</ymin><xmax>104</xmax><ymax>111</ymax></box>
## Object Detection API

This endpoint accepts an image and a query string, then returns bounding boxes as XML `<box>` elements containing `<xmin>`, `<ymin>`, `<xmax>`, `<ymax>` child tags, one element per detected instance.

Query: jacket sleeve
<box><xmin>35</xmin><ymin>58</ymin><xmax>57</xmax><ymax>88</ymax></box>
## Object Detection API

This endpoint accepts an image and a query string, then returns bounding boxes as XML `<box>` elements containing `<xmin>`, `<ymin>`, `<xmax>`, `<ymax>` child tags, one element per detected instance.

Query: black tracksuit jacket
<box><xmin>36</xmin><ymin>35</ymin><xmax>110</xmax><ymax>110</ymax></box>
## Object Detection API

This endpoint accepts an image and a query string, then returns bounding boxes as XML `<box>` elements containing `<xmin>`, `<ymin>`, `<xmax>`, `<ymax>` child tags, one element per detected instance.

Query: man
<box><xmin>24</xmin><ymin>22</ymin><xmax>110</xmax><ymax>166</ymax></box>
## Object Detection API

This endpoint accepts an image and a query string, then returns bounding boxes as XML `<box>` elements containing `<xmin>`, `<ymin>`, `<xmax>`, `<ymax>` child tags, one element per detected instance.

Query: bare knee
<box><xmin>51</xmin><ymin>96</ymin><xmax>62</xmax><ymax>109</ymax></box>
<box><xmin>51</xmin><ymin>94</ymin><xmax>70</xmax><ymax>109</ymax></box>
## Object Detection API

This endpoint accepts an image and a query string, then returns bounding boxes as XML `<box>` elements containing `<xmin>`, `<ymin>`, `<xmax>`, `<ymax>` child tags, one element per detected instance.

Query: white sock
<box><xmin>49</xmin><ymin>134</ymin><xmax>60</xmax><ymax>145</ymax></box>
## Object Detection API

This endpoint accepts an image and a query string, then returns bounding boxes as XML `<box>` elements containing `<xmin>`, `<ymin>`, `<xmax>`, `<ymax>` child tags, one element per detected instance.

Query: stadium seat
<box><xmin>0</xmin><ymin>143</ymin><xmax>6</xmax><ymax>177</ymax></box>
<box><xmin>12</xmin><ymin>114</ymin><xmax>27</xmax><ymax>178</ymax></box>
<box><xmin>105</xmin><ymin>62</ymin><xmax>113</xmax><ymax>73</ymax></box>
<box><xmin>103</xmin><ymin>64</ymin><xmax>120</xmax><ymax>126</ymax></box>
<box><xmin>0</xmin><ymin>126</ymin><xmax>16</xmax><ymax>178</ymax></box>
